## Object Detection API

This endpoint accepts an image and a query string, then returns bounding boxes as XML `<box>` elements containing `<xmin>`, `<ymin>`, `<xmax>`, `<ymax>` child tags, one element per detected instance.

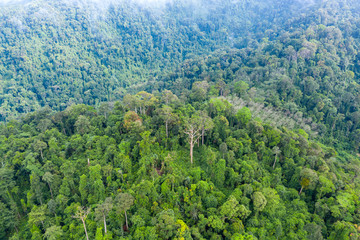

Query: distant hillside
<box><xmin>0</xmin><ymin>0</ymin><xmax>316</xmax><ymax>120</ymax></box>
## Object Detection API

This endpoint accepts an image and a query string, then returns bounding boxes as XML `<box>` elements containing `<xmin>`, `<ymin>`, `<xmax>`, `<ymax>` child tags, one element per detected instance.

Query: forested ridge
<box><xmin>2</xmin><ymin>91</ymin><xmax>360</xmax><ymax>240</ymax></box>
<box><xmin>2</xmin><ymin>0</ymin><xmax>360</xmax><ymax>239</ymax></box>
<box><xmin>0</xmin><ymin>0</ymin><xmax>319</xmax><ymax>120</ymax></box>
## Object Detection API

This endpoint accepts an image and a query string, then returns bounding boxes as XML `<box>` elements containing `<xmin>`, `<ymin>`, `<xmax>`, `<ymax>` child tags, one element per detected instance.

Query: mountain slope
<box><xmin>0</xmin><ymin>0</ymin><xmax>320</xmax><ymax>120</ymax></box>
<box><xmin>1</xmin><ymin>91</ymin><xmax>360</xmax><ymax>239</ymax></box>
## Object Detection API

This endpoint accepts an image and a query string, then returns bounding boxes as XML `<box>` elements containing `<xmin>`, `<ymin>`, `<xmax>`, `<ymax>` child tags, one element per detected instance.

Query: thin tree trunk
<box><xmin>104</xmin><ymin>215</ymin><xmax>107</xmax><ymax>234</ymax></box>
<box><xmin>190</xmin><ymin>140</ymin><xmax>193</xmax><ymax>164</ymax></box>
<box><xmin>124</xmin><ymin>210</ymin><xmax>129</xmax><ymax>230</ymax></box>
<box><xmin>40</xmin><ymin>150</ymin><xmax>44</xmax><ymax>160</ymax></box>
<box><xmin>272</xmin><ymin>155</ymin><xmax>277</xmax><ymax>169</ymax></box>
<box><xmin>299</xmin><ymin>186</ymin><xmax>304</xmax><ymax>195</ymax></box>
<box><xmin>82</xmin><ymin>219</ymin><xmax>89</xmax><ymax>240</ymax></box>
<box><xmin>202</xmin><ymin>127</ymin><xmax>205</xmax><ymax>145</ymax></box>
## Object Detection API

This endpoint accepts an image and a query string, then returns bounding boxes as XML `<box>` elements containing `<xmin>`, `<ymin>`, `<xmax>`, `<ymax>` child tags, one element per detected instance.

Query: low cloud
<box><xmin>0</xmin><ymin>0</ymin><xmax>32</xmax><ymax>5</ymax></box>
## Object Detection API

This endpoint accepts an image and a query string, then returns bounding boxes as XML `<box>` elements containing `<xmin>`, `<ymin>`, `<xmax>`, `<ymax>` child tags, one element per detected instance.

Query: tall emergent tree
<box><xmin>272</xmin><ymin>146</ymin><xmax>281</xmax><ymax>169</ymax></box>
<box><xmin>184</xmin><ymin>116</ymin><xmax>202</xmax><ymax>164</ymax></box>
<box><xmin>114</xmin><ymin>193</ymin><xmax>134</xmax><ymax>231</ymax></box>
<box><xmin>299</xmin><ymin>168</ymin><xmax>318</xmax><ymax>195</ymax></box>
<box><xmin>42</xmin><ymin>172</ymin><xmax>54</xmax><ymax>199</ymax></box>
<box><xmin>157</xmin><ymin>105</ymin><xmax>178</xmax><ymax>138</ymax></box>
<box><xmin>95</xmin><ymin>197</ymin><xmax>113</xmax><ymax>234</ymax></box>
<box><xmin>197</xmin><ymin>110</ymin><xmax>214</xmax><ymax>145</ymax></box>
<box><xmin>72</xmin><ymin>206</ymin><xmax>90</xmax><ymax>240</ymax></box>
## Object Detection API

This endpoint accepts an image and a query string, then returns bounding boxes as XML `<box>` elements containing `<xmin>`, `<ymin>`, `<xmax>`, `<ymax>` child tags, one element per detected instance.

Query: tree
<box><xmin>252</xmin><ymin>192</ymin><xmax>267</xmax><ymax>212</ymax></box>
<box><xmin>162</xmin><ymin>90</ymin><xmax>178</xmax><ymax>105</ymax></box>
<box><xmin>0</xmin><ymin>168</ymin><xmax>15</xmax><ymax>200</ymax></box>
<box><xmin>114</xmin><ymin>193</ymin><xmax>134</xmax><ymax>231</ymax></box>
<box><xmin>98</xmin><ymin>102</ymin><xmax>112</xmax><ymax>119</ymax></box>
<box><xmin>36</xmin><ymin>119</ymin><xmax>53</xmax><ymax>133</ymax></box>
<box><xmin>95</xmin><ymin>197</ymin><xmax>113</xmax><ymax>234</ymax></box>
<box><xmin>42</xmin><ymin>172</ymin><xmax>54</xmax><ymax>199</ymax></box>
<box><xmin>197</xmin><ymin>110</ymin><xmax>214</xmax><ymax>145</ymax></box>
<box><xmin>216</xmin><ymin>79</ymin><xmax>227</xmax><ymax>96</ymax></box>
<box><xmin>191</xmin><ymin>81</ymin><xmax>210</xmax><ymax>101</ymax></box>
<box><xmin>89</xmin><ymin>164</ymin><xmax>105</xmax><ymax>204</ymax></box>
<box><xmin>209</xmin><ymin>97</ymin><xmax>232</xmax><ymax>117</ymax></box>
<box><xmin>299</xmin><ymin>168</ymin><xmax>318</xmax><ymax>195</ymax></box>
<box><xmin>304</xmin><ymin>223</ymin><xmax>323</xmax><ymax>240</ymax></box>
<box><xmin>30</xmin><ymin>173</ymin><xmax>44</xmax><ymax>205</ymax></box>
<box><xmin>0</xmin><ymin>201</ymin><xmax>18</xmax><ymax>236</ymax></box>
<box><xmin>123</xmin><ymin>111</ymin><xmax>142</xmax><ymax>132</ymax></box>
<box><xmin>44</xmin><ymin>226</ymin><xmax>64</xmax><ymax>240</ymax></box>
<box><xmin>75</xmin><ymin>115</ymin><xmax>91</xmax><ymax>135</ymax></box>
<box><xmin>95</xmin><ymin>227</ymin><xmax>104</xmax><ymax>240</ymax></box>
<box><xmin>272</xmin><ymin>146</ymin><xmax>281</xmax><ymax>169</ymax></box>
<box><xmin>184</xmin><ymin>116</ymin><xmax>202</xmax><ymax>164</ymax></box>
<box><xmin>33</xmin><ymin>140</ymin><xmax>47</xmax><ymax>160</ymax></box>
<box><xmin>219</xmin><ymin>142</ymin><xmax>228</xmax><ymax>159</ymax></box>
<box><xmin>329</xmin><ymin>221</ymin><xmax>359</xmax><ymax>240</ymax></box>
<box><xmin>157</xmin><ymin>105</ymin><xmax>178</xmax><ymax>138</ymax></box>
<box><xmin>231</xmin><ymin>233</ymin><xmax>255</xmax><ymax>240</ymax></box>
<box><xmin>220</xmin><ymin>195</ymin><xmax>251</xmax><ymax>221</ymax></box>
<box><xmin>234</xmin><ymin>81</ymin><xmax>249</xmax><ymax>97</ymax></box>
<box><xmin>317</xmin><ymin>175</ymin><xmax>335</xmax><ymax>199</ymax></box>
<box><xmin>72</xmin><ymin>206</ymin><xmax>90</xmax><ymax>240</ymax></box>
<box><xmin>28</xmin><ymin>205</ymin><xmax>47</xmax><ymax>229</ymax></box>
<box><xmin>135</xmin><ymin>91</ymin><xmax>158</xmax><ymax>115</ymax></box>
<box><xmin>236</xmin><ymin>107</ymin><xmax>252</xmax><ymax>127</ymax></box>
<box><xmin>155</xmin><ymin>209</ymin><xmax>179</xmax><ymax>239</ymax></box>
<box><xmin>213</xmin><ymin>159</ymin><xmax>226</xmax><ymax>187</ymax></box>
<box><xmin>123</xmin><ymin>94</ymin><xmax>140</xmax><ymax>113</ymax></box>
<box><xmin>79</xmin><ymin>174</ymin><xmax>88</xmax><ymax>205</ymax></box>
<box><xmin>47</xmin><ymin>199</ymin><xmax>57</xmax><ymax>216</ymax></box>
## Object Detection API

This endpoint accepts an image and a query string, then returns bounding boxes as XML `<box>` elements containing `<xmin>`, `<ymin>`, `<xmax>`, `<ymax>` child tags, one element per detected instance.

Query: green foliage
<box><xmin>252</xmin><ymin>192</ymin><xmax>267</xmax><ymax>212</ymax></box>
<box><xmin>1</xmin><ymin>95</ymin><xmax>358</xmax><ymax>239</ymax></box>
<box><xmin>155</xmin><ymin>209</ymin><xmax>179</xmax><ymax>239</ymax></box>
<box><xmin>44</xmin><ymin>226</ymin><xmax>64</xmax><ymax>240</ymax></box>
<box><xmin>0</xmin><ymin>0</ymin><xmax>305</xmax><ymax>121</ymax></box>
<box><xmin>236</xmin><ymin>107</ymin><xmax>252</xmax><ymax>127</ymax></box>
<box><xmin>1</xmin><ymin>1</ymin><xmax>360</xmax><ymax>239</ymax></box>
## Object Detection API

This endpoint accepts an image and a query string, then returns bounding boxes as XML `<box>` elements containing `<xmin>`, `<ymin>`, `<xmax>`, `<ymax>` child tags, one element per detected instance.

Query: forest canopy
<box><xmin>1</xmin><ymin>90</ymin><xmax>360</xmax><ymax>239</ymax></box>
<box><xmin>1</xmin><ymin>0</ymin><xmax>360</xmax><ymax>239</ymax></box>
